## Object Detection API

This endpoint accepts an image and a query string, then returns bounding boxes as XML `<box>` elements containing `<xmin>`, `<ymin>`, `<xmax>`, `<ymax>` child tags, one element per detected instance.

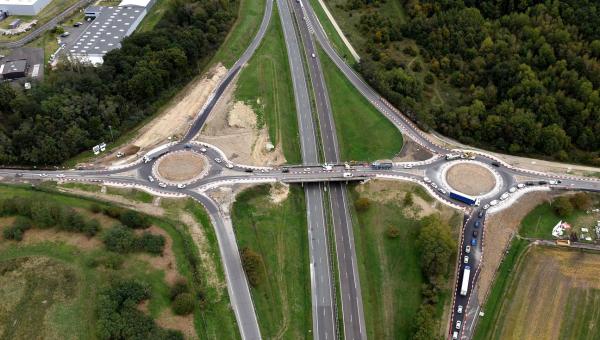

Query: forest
<box><xmin>0</xmin><ymin>0</ymin><xmax>237</xmax><ymax>165</ymax></box>
<box><xmin>351</xmin><ymin>0</ymin><xmax>600</xmax><ymax>164</ymax></box>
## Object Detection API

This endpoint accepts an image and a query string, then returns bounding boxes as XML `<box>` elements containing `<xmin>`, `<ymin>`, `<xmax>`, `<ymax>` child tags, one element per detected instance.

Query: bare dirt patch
<box><xmin>476</xmin><ymin>191</ymin><xmax>552</xmax><ymax>302</ymax></box>
<box><xmin>394</xmin><ymin>138</ymin><xmax>434</xmax><ymax>162</ymax></box>
<box><xmin>156</xmin><ymin>309</ymin><xmax>197</xmax><ymax>340</ymax></box>
<box><xmin>269</xmin><ymin>183</ymin><xmax>289</xmax><ymax>204</ymax></box>
<box><xmin>446</xmin><ymin>163</ymin><xmax>495</xmax><ymax>195</ymax></box>
<box><xmin>198</xmin><ymin>78</ymin><xmax>286</xmax><ymax>166</ymax></box>
<box><xmin>156</xmin><ymin>152</ymin><xmax>207</xmax><ymax>182</ymax></box>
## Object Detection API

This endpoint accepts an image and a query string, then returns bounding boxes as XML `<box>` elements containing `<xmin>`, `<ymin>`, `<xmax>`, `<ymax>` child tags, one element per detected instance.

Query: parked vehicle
<box><xmin>471</xmin><ymin>238</ymin><xmax>477</xmax><ymax>246</ymax></box>
<box><xmin>445</xmin><ymin>153</ymin><xmax>460</xmax><ymax>160</ymax></box>
<box><xmin>456</xmin><ymin>320</ymin><xmax>462</xmax><ymax>329</ymax></box>
<box><xmin>177</xmin><ymin>184</ymin><xmax>186</xmax><ymax>189</ymax></box>
<box><xmin>148</xmin><ymin>176</ymin><xmax>154</xmax><ymax>182</ymax></box>
<box><xmin>465</xmin><ymin>245</ymin><xmax>471</xmax><ymax>254</ymax></box>
<box><xmin>491</xmin><ymin>161</ymin><xmax>501</xmax><ymax>167</ymax></box>
<box><xmin>464</xmin><ymin>256</ymin><xmax>469</xmax><ymax>264</ymax></box>
<box><xmin>460</xmin><ymin>265</ymin><xmax>471</xmax><ymax>296</ymax></box>
<box><xmin>478</xmin><ymin>211</ymin><xmax>484</xmax><ymax>218</ymax></box>
<box><xmin>474</xmin><ymin>221</ymin><xmax>481</xmax><ymax>228</ymax></box>
<box><xmin>371</xmin><ymin>159</ymin><xmax>393</xmax><ymax>170</ymax></box>
<box><xmin>457</xmin><ymin>305</ymin><xmax>463</xmax><ymax>314</ymax></box>
<box><xmin>343</xmin><ymin>172</ymin><xmax>353</xmax><ymax>178</ymax></box>
<box><xmin>450</xmin><ymin>192</ymin><xmax>477</xmax><ymax>205</ymax></box>
<box><xmin>472</xmin><ymin>230</ymin><xmax>479</xmax><ymax>238</ymax></box>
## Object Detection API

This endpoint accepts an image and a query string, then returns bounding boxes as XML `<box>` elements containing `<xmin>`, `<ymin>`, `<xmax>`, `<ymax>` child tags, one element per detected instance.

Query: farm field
<box><xmin>350</xmin><ymin>180</ymin><xmax>462</xmax><ymax>339</ymax></box>
<box><xmin>476</xmin><ymin>246</ymin><xmax>600</xmax><ymax>340</ymax></box>
<box><xmin>0</xmin><ymin>184</ymin><xmax>238</xmax><ymax>339</ymax></box>
<box><xmin>232</xmin><ymin>185</ymin><xmax>311</xmax><ymax>339</ymax></box>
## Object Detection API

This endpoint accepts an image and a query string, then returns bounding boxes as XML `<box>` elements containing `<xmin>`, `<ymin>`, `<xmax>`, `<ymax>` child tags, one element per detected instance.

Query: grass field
<box><xmin>0</xmin><ymin>184</ymin><xmax>239</xmax><ymax>339</ymax></box>
<box><xmin>307</xmin><ymin>0</ymin><xmax>355</xmax><ymax>65</ymax></box>
<box><xmin>520</xmin><ymin>196</ymin><xmax>599</xmax><ymax>239</ymax></box>
<box><xmin>137</xmin><ymin>0</ymin><xmax>172</xmax><ymax>32</ymax></box>
<box><xmin>231</xmin><ymin>185</ymin><xmax>311</xmax><ymax>339</ymax></box>
<box><xmin>475</xmin><ymin>246</ymin><xmax>600</xmax><ymax>340</ymax></box>
<box><xmin>212</xmin><ymin>0</ymin><xmax>266</xmax><ymax>68</ymax></box>
<box><xmin>319</xmin><ymin>47</ymin><xmax>403</xmax><ymax>161</ymax></box>
<box><xmin>235</xmin><ymin>6</ymin><xmax>302</xmax><ymax>164</ymax></box>
<box><xmin>349</xmin><ymin>180</ymin><xmax>461</xmax><ymax>339</ymax></box>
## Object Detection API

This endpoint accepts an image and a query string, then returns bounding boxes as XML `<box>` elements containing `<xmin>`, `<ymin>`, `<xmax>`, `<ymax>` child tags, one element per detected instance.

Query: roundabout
<box><xmin>445</xmin><ymin>162</ymin><xmax>496</xmax><ymax>196</ymax></box>
<box><xmin>153</xmin><ymin>150</ymin><xmax>209</xmax><ymax>184</ymax></box>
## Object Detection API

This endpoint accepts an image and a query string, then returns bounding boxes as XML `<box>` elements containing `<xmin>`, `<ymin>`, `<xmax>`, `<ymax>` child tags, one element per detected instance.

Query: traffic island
<box><xmin>154</xmin><ymin>151</ymin><xmax>209</xmax><ymax>185</ymax></box>
<box><xmin>445</xmin><ymin>163</ymin><xmax>496</xmax><ymax>196</ymax></box>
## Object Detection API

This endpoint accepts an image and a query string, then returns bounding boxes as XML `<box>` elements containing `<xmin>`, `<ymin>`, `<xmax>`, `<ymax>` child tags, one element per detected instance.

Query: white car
<box><xmin>200</xmin><ymin>147</ymin><xmax>207</xmax><ymax>153</ymax></box>
<box><xmin>456</xmin><ymin>320</ymin><xmax>461</xmax><ymax>330</ymax></box>
<box><xmin>465</xmin><ymin>245</ymin><xmax>471</xmax><ymax>254</ymax></box>
<box><xmin>483</xmin><ymin>204</ymin><xmax>490</xmax><ymax>210</ymax></box>
<box><xmin>226</xmin><ymin>163</ymin><xmax>234</xmax><ymax>169</ymax></box>
<box><xmin>304</xmin><ymin>168</ymin><xmax>311</xmax><ymax>172</ymax></box>
<box><xmin>39</xmin><ymin>173</ymin><xmax>48</xmax><ymax>177</ymax></box>
<box><xmin>463</xmin><ymin>256</ymin><xmax>469</xmax><ymax>264</ymax></box>
<box><xmin>403</xmin><ymin>164</ymin><xmax>413</xmax><ymax>169</ymax></box>
<box><xmin>158</xmin><ymin>182</ymin><xmax>167</xmax><ymax>188</ymax></box>
<box><xmin>490</xmin><ymin>200</ymin><xmax>499</xmax><ymax>206</ymax></box>
<box><xmin>311</xmin><ymin>53</ymin><xmax>316</xmax><ymax>58</ymax></box>
<box><xmin>438</xmin><ymin>188</ymin><xmax>447</xmax><ymax>195</ymax></box>
<box><xmin>549</xmin><ymin>180</ymin><xmax>558</xmax><ymax>185</ymax></box>
<box><xmin>509</xmin><ymin>187</ymin><xmax>517</xmax><ymax>193</ymax></box>
<box><xmin>500</xmin><ymin>192</ymin><xmax>509</xmax><ymax>200</ymax></box>
<box><xmin>323</xmin><ymin>164</ymin><xmax>333</xmax><ymax>171</ymax></box>
<box><xmin>343</xmin><ymin>172</ymin><xmax>353</xmax><ymax>178</ymax></box>
<box><xmin>453</xmin><ymin>331</ymin><xmax>459</xmax><ymax>339</ymax></box>
<box><xmin>431</xmin><ymin>183</ymin><xmax>438</xmax><ymax>189</ymax></box>
<box><xmin>517</xmin><ymin>183</ymin><xmax>525</xmax><ymax>189</ymax></box>
<box><xmin>457</xmin><ymin>305</ymin><xmax>463</xmax><ymax>314</ymax></box>
<box><xmin>148</xmin><ymin>176</ymin><xmax>154</xmax><ymax>182</ymax></box>
<box><xmin>56</xmin><ymin>174</ymin><xmax>65</xmax><ymax>178</ymax></box>
<box><xmin>214</xmin><ymin>158</ymin><xmax>222</xmax><ymax>163</ymax></box>
<box><xmin>177</xmin><ymin>184</ymin><xmax>186</xmax><ymax>189</ymax></box>
<box><xmin>423</xmin><ymin>177</ymin><xmax>431</xmax><ymax>183</ymax></box>
<box><xmin>116</xmin><ymin>152</ymin><xmax>124</xmax><ymax>158</ymax></box>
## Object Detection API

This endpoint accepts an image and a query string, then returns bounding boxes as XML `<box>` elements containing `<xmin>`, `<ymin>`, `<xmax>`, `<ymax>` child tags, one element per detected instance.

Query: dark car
<box><xmin>282</xmin><ymin>168</ymin><xmax>290</xmax><ymax>173</ymax></box>
<box><xmin>538</xmin><ymin>181</ymin><xmax>548</xmax><ymax>185</ymax></box>
<box><xmin>491</xmin><ymin>161</ymin><xmax>501</xmax><ymax>167</ymax></box>
<box><xmin>526</xmin><ymin>181</ymin><xmax>535</xmax><ymax>186</ymax></box>
<box><xmin>474</xmin><ymin>221</ymin><xmax>481</xmax><ymax>228</ymax></box>
<box><xmin>244</xmin><ymin>169</ymin><xmax>253</xmax><ymax>173</ymax></box>
<box><xmin>15</xmin><ymin>173</ymin><xmax>23</xmax><ymax>177</ymax></box>
<box><xmin>471</xmin><ymin>238</ymin><xmax>477</xmax><ymax>246</ymax></box>
<box><xmin>184</xmin><ymin>143</ymin><xmax>192</xmax><ymax>149</ymax></box>
<box><xmin>472</xmin><ymin>230</ymin><xmax>479</xmax><ymax>238</ymax></box>
<box><xmin>478</xmin><ymin>211</ymin><xmax>484</xmax><ymax>218</ymax></box>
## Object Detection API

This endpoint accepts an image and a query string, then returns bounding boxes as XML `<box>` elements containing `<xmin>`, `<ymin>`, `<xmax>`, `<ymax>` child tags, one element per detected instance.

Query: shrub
<box><xmin>90</xmin><ymin>203</ymin><xmax>102</xmax><ymax>214</ymax></box>
<box><xmin>170</xmin><ymin>279</ymin><xmax>190</xmax><ymax>300</ymax></box>
<box><xmin>3</xmin><ymin>216</ymin><xmax>32</xmax><ymax>241</ymax></box>
<box><xmin>172</xmin><ymin>293</ymin><xmax>195</xmax><ymax>315</ymax></box>
<box><xmin>403</xmin><ymin>192</ymin><xmax>414</xmax><ymax>206</ymax></box>
<box><xmin>386</xmin><ymin>226</ymin><xmax>401</xmax><ymax>238</ymax></box>
<box><xmin>135</xmin><ymin>232</ymin><xmax>165</xmax><ymax>255</ymax></box>
<box><xmin>354</xmin><ymin>197</ymin><xmax>371</xmax><ymax>212</ymax></box>
<box><xmin>241</xmin><ymin>247</ymin><xmax>264</xmax><ymax>287</ymax></box>
<box><xmin>570</xmin><ymin>193</ymin><xmax>592</xmax><ymax>211</ymax></box>
<box><xmin>103</xmin><ymin>225</ymin><xmax>136</xmax><ymax>253</ymax></box>
<box><xmin>553</xmin><ymin>196</ymin><xmax>574</xmax><ymax>217</ymax></box>
<box><xmin>120</xmin><ymin>210</ymin><xmax>150</xmax><ymax>229</ymax></box>
<box><xmin>411</xmin><ymin>60</ymin><xmax>423</xmax><ymax>72</ymax></box>
<box><xmin>103</xmin><ymin>206</ymin><xmax>123</xmax><ymax>219</ymax></box>
<box><xmin>403</xmin><ymin>45</ymin><xmax>418</xmax><ymax>56</ymax></box>
<box><xmin>424</xmin><ymin>72</ymin><xmax>435</xmax><ymax>84</ymax></box>
<box><xmin>83</xmin><ymin>219</ymin><xmax>101</xmax><ymax>237</ymax></box>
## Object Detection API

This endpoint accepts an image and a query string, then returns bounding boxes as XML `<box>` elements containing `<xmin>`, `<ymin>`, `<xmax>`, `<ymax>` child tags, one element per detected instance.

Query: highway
<box><xmin>289</xmin><ymin>0</ymin><xmax>366</xmax><ymax>338</ymax></box>
<box><xmin>276</xmin><ymin>0</ymin><xmax>337</xmax><ymax>339</ymax></box>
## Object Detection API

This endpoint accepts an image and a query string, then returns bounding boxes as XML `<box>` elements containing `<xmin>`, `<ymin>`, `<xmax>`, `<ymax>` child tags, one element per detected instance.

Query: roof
<box><xmin>84</xmin><ymin>5</ymin><xmax>103</xmax><ymax>13</ymax></box>
<box><xmin>0</xmin><ymin>0</ymin><xmax>41</xmax><ymax>5</ymax></box>
<box><xmin>68</xmin><ymin>6</ymin><xmax>144</xmax><ymax>58</ymax></box>
<box><xmin>1</xmin><ymin>59</ymin><xmax>27</xmax><ymax>74</ymax></box>
<box><xmin>118</xmin><ymin>0</ymin><xmax>151</xmax><ymax>7</ymax></box>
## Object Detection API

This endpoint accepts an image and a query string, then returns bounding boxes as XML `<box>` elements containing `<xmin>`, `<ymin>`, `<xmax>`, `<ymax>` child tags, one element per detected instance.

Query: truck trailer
<box><xmin>460</xmin><ymin>265</ymin><xmax>471</xmax><ymax>296</ymax></box>
<box><xmin>450</xmin><ymin>192</ymin><xmax>477</xmax><ymax>206</ymax></box>
<box><xmin>371</xmin><ymin>159</ymin><xmax>393</xmax><ymax>170</ymax></box>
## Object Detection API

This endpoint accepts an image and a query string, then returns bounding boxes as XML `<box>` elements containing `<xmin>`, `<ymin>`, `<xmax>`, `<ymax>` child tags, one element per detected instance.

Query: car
<box><xmin>538</xmin><ymin>181</ymin><xmax>548</xmax><ymax>185</ymax></box>
<box><xmin>517</xmin><ymin>183</ymin><xmax>526</xmax><ymax>189</ymax></box>
<box><xmin>456</xmin><ymin>320</ymin><xmax>462</xmax><ymax>330</ymax></box>
<box><xmin>177</xmin><ymin>184</ymin><xmax>186</xmax><ymax>189</ymax></box>
<box><xmin>474</xmin><ymin>221</ymin><xmax>481</xmax><ymax>228</ymax></box>
<box><xmin>56</xmin><ymin>174</ymin><xmax>65</xmax><ymax>178</ymax></box>
<box><xmin>423</xmin><ymin>177</ymin><xmax>431</xmax><ymax>183</ymax></box>
<box><xmin>483</xmin><ymin>204</ymin><xmax>490</xmax><ymax>210</ymax></box>
<box><xmin>500</xmin><ymin>192</ymin><xmax>509</xmax><ymax>200</ymax></box>
<box><xmin>438</xmin><ymin>188</ymin><xmax>447</xmax><ymax>195</ymax></box>
<box><xmin>549</xmin><ymin>180</ymin><xmax>557</xmax><ymax>185</ymax></box>
<box><xmin>158</xmin><ymin>182</ymin><xmax>167</xmax><ymax>188</ymax></box>
<box><xmin>463</xmin><ymin>256</ymin><xmax>469</xmax><ymax>264</ymax></box>
<box><xmin>39</xmin><ymin>173</ymin><xmax>48</xmax><ymax>177</ymax></box>
<box><xmin>214</xmin><ymin>158</ymin><xmax>222</xmax><ymax>163</ymax></box>
<box><xmin>311</xmin><ymin>53</ymin><xmax>316</xmax><ymax>58</ymax></box>
<box><xmin>184</xmin><ymin>143</ymin><xmax>192</xmax><ymax>149</ymax></box>
<box><xmin>343</xmin><ymin>172</ymin><xmax>353</xmax><ymax>178</ymax></box>
<box><xmin>225</xmin><ymin>163</ymin><xmax>234</xmax><ymax>169</ymax></box>
<box><xmin>431</xmin><ymin>183</ymin><xmax>438</xmax><ymax>189</ymax></box>
<box><xmin>282</xmin><ymin>168</ymin><xmax>290</xmax><ymax>173</ymax></box>
<box><xmin>60</xmin><ymin>32</ymin><xmax>70</xmax><ymax>37</ymax></box>
<box><xmin>526</xmin><ymin>181</ymin><xmax>535</xmax><ymax>186</ymax></box>
<box><xmin>200</xmin><ymin>147</ymin><xmax>207</xmax><ymax>153</ymax></box>
<box><xmin>465</xmin><ymin>245</ymin><xmax>471</xmax><ymax>254</ymax></box>
<box><xmin>453</xmin><ymin>331</ymin><xmax>459</xmax><ymax>339</ymax></box>
<box><xmin>472</xmin><ymin>230</ymin><xmax>479</xmax><ymax>238</ymax></box>
<box><xmin>323</xmin><ymin>164</ymin><xmax>333</xmax><ymax>171</ymax></box>
<box><xmin>116</xmin><ymin>151</ymin><xmax>124</xmax><ymax>158</ymax></box>
<box><xmin>304</xmin><ymin>168</ymin><xmax>311</xmax><ymax>172</ymax></box>
<box><xmin>471</xmin><ymin>238</ymin><xmax>477</xmax><ymax>246</ymax></box>
<box><xmin>457</xmin><ymin>305</ymin><xmax>463</xmax><ymax>314</ymax></box>
<box><xmin>245</xmin><ymin>169</ymin><xmax>254</xmax><ymax>173</ymax></box>
<box><xmin>143</xmin><ymin>156</ymin><xmax>153</xmax><ymax>163</ymax></box>
<box><xmin>478</xmin><ymin>210</ymin><xmax>484</xmax><ymax>218</ymax></box>
<box><xmin>403</xmin><ymin>164</ymin><xmax>413</xmax><ymax>169</ymax></box>
<box><xmin>509</xmin><ymin>187</ymin><xmax>517</xmax><ymax>193</ymax></box>
<box><xmin>15</xmin><ymin>173</ymin><xmax>23</xmax><ymax>177</ymax></box>
<box><xmin>491</xmin><ymin>161</ymin><xmax>501</xmax><ymax>167</ymax></box>
<box><xmin>490</xmin><ymin>199</ymin><xmax>499</xmax><ymax>206</ymax></box>
<box><xmin>148</xmin><ymin>176</ymin><xmax>154</xmax><ymax>182</ymax></box>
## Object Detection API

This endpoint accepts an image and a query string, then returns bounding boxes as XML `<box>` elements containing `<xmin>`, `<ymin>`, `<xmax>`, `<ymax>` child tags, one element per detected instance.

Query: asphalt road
<box><xmin>289</xmin><ymin>0</ymin><xmax>366</xmax><ymax>338</ymax></box>
<box><xmin>276</xmin><ymin>0</ymin><xmax>337</xmax><ymax>339</ymax></box>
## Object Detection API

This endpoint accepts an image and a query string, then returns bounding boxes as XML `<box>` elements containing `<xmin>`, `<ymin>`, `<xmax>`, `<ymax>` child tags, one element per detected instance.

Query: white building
<box><xmin>0</xmin><ymin>0</ymin><xmax>52</xmax><ymax>16</ymax></box>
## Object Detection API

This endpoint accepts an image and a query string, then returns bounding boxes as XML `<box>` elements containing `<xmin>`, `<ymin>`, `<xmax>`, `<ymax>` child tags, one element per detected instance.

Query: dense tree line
<box><xmin>347</xmin><ymin>0</ymin><xmax>600</xmax><ymax>164</ymax></box>
<box><xmin>96</xmin><ymin>280</ymin><xmax>183</xmax><ymax>339</ymax></box>
<box><xmin>102</xmin><ymin>224</ymin><xmax>166</xmax><ymax>255</ymax></box>
<box><xmin>0</xmin><ymin>196</ymin><xmax>100</xmax><ymax>240</ymax></box>
<box><xmin>0</xmin><ymin>0</ymin><xmax>237</xmax><ymax>165</ymax></box>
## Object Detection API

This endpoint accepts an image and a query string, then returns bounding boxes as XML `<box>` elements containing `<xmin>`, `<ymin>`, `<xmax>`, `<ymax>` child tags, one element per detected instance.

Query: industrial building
<box><xmin>0</xmin><ymin>0</ymin><xmax>52</xmax><ymax>16</ymax></box>
<box><xmin>0</xmin><ymin>59</ymin><xmax>27</xmax><ymax>79</ymax></box>
<box><xmin>69</xmin><ymin>1</ymin><xmax>152</xmax><ymax>65</ymax></box>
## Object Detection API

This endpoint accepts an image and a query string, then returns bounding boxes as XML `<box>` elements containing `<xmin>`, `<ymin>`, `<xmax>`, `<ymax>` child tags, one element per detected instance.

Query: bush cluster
<box><xmin>0</xmin><ymin>196</ymin><xmax>100</xmax><ymax>240</ymax></box>
<box><xmin>241</xmin><ymin>247</ymin><xmax>264</xmax><ymax>287</ymax></box>
<box><xmin>102</xmin><ymin>225</ymin><xmax>165</xmax><ymax>255</ymax></box>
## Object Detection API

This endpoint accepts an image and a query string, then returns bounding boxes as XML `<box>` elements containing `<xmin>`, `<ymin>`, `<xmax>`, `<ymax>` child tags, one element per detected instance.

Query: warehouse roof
<box><xmin>69</xmin><ymin>6</ymin><xmax>144</xmax><ymax>57</ymax></box>
<box><xmin>118</xmin><ymin>0</ymin><xmax>151</xmax><ymax>7</ymax></box>
<box><xmin>0</xmin><ymin>59</ymin><xmax>27</xmax><ymax>75</ymax></box>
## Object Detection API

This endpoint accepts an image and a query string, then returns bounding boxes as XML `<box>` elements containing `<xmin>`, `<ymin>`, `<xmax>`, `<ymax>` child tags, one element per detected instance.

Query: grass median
<box><xmin>232</xmin><ymin>184</ymin><xmax>311</xmax><ymax>338</ymax></box>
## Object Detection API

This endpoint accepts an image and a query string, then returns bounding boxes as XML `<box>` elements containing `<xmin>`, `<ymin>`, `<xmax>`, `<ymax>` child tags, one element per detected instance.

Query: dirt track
<box><xmin>446</xmin><ymin>163</ymin><xmax>495</xmax><ymax>195</ymax></box>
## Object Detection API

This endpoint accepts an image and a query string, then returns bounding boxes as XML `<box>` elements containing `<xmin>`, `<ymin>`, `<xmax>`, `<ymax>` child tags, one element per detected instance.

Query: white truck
<box><xmin>446</xmin><ymin>153</ymin><xmax>460</xmax><ymax>160</ymax></box>
<box><xmin>460</xmin><ymin>265</ymin><xmax>471</xmax><ymax>296</ymax></box>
